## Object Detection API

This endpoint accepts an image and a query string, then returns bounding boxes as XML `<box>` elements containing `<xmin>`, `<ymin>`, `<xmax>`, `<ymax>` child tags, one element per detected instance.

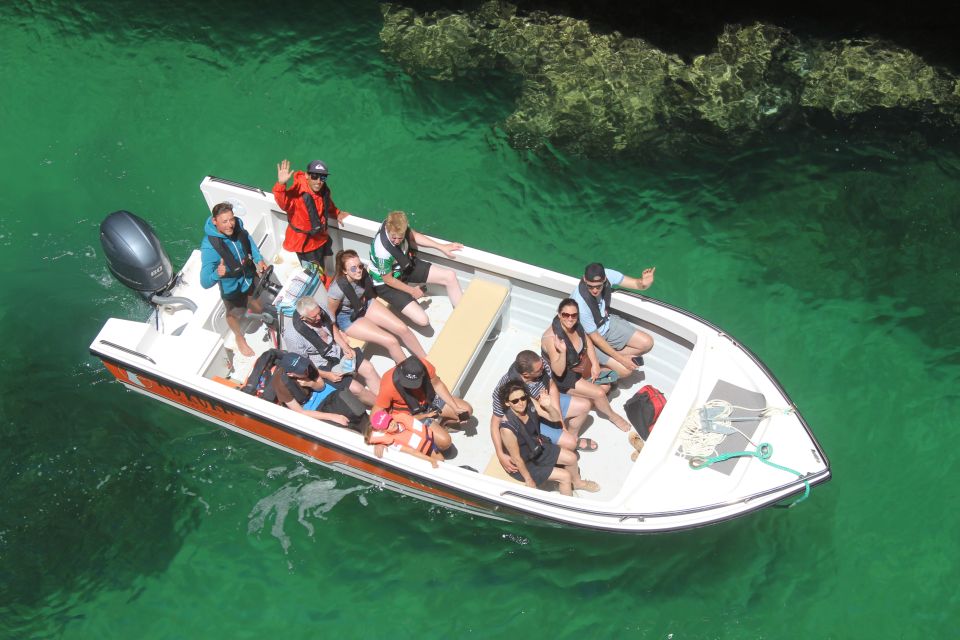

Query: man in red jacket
<box><xmin>273</xmin><ymin>158</ymin><xmax>350</xmax><ymax>278</ymax></box>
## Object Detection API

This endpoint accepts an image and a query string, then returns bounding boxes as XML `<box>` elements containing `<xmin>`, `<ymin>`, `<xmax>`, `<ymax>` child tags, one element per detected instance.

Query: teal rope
<box><xmin>689</xmin><ymin>443</ymin><xmax>811</xmax><ymax>507</ymax></box>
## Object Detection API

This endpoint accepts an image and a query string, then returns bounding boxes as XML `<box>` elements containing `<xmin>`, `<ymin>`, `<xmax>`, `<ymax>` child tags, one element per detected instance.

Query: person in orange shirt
<box><xmin>372</xmin><ymin>356</ymin><xmax>472</xmax><ymax>427</ymax></box>
<box><xmin>273</xmin><ymin>158</ymin><xmax>350</xmax><ymax>278</ymax></box>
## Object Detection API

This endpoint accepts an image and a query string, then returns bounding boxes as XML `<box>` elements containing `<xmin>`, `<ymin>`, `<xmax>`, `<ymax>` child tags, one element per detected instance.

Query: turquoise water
<box><xmin>2</xmin><ymin>2</ymin><xmax>959</xmax><ymax>637</ymax></box>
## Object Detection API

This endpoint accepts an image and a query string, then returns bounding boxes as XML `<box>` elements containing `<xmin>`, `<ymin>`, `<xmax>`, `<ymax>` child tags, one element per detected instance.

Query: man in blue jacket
<box><xmin>200</xmin><ymin>202</ymin><xmax>268</xmax><ymax>356</ymax></box>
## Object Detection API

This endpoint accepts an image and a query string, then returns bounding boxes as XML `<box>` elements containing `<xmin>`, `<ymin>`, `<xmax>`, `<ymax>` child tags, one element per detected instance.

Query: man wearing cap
<box><xmin>273</xmin><ymin>158</ymin><xmax>350</xmax><ymax>277</ymax></box>
<box><xmin>372</xmin><ymin>355</ymin><xmax>472</xmax><ymax>426</ymax></box>
<box><xmin>263</xmin><ymin>351</ymin><xmax>368</xmax><ymax>430</ymax></box>
<box><xmin>571</xmin><ymin>262</ymin><xmax>656</xmax><ymax>378</ymax></box>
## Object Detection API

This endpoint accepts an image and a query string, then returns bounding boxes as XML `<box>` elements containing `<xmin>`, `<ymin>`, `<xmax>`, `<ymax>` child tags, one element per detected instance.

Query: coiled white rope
<box><xmin>677</xmin><ymin>399</ymin><xmax>794</xmax><ymax>459</ymax></box>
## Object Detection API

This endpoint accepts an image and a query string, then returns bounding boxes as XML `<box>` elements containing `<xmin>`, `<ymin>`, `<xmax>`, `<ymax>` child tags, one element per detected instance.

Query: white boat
<box><xmin>91</xmin><ymin>175</ymin><xmax>831</xmax><ymax>533</ymax></box>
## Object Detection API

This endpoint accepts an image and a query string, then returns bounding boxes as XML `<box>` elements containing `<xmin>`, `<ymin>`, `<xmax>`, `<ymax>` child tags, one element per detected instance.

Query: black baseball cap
<box><xmin>584</xmin><ymin>263</ymin><xmax>605</xmax><ymax>281</ymax></box>
<box><xmin>306</xmin><ymin>160</ymin><xmax>329</xmax><ymax>175</ymax></box>
<box><xmin>397</xmin><ymin>357</ymin><xmax>426</xmax><ymax>389</ymax></box>
<box><xmin>280</xmin><ymin>352</ymin><xmax>312</xmax><ymax>377</ymax></box>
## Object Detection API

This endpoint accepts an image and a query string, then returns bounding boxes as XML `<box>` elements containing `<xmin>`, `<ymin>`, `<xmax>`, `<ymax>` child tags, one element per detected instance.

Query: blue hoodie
<box><xmin>200</xmin><ymin>216</ymin><xmax>265</xmax><ymax>297</ymax></box>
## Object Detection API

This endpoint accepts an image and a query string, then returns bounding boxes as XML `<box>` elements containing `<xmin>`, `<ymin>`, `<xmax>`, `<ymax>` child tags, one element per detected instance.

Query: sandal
<box><xmin>576</xmin><ymin>437</ymin><xmax>599</xmax><ymax>452</ymax></box>
<box><xmin>576</xmin><ymin>479</ymin><xmax>601</xmax><ymax>493</ymax></box>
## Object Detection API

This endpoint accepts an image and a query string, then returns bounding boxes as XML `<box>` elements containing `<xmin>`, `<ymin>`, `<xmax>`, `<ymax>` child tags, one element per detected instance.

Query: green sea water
<box><xmin>2</xmin><ymin>2</ymin><xmax>959</xmax><ymax>638</ymax></box>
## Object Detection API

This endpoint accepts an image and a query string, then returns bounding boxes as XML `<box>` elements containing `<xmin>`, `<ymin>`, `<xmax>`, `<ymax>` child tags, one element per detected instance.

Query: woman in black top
<box><xmin>497</xmin><ymin>381</ymin><xmax>599</xmax><ymax>495</ymax></box>
<box><xmin>541</xmin><ymin>298</ymin><xmax>633</xmax><ymax>433</ymax></box>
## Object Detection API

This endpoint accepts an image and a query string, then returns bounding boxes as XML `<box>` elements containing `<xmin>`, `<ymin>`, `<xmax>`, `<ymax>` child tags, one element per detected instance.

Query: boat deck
<box><xmin>203</xmin><ymin>245</ymin><xmax>691</xmax><ymax>503</ymax></box>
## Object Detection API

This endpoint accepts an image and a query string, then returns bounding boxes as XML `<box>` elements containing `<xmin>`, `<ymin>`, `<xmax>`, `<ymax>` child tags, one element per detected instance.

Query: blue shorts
<box><xmin>539</xmin><ymin>395</ymin><xmax>573</xmax><ymax>444</ymax></box>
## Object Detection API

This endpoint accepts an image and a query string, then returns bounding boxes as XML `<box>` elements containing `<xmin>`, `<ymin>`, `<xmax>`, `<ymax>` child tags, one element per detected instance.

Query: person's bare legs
<box><xmin>426</xmin><ymin>264</ymin><xmax>462</xmax><ymax>307</ymax></box>
<box><xmin>562</xmin><ymin>395</ymin><xmax>591</xmax><ymax>435</ymax></box>
<box><xmin>365</xmin><ymin>302</ymin><xmax>427</xmax><ymax>358</ymax></box>
<box><xmin>346</xmin><ymin>317</ymin><xmax>407</xmax><ymax>363</ymax></box>
<box><xmin>547</xmin><ymin>467</ymin><xmax>574</xmax><ymax>496</ymax></box>
<box><xmin>356</xmin><ymin>358</ymin><xmax>381</xmax><ymax>395</ymax></box>
<box><xmin>399</xmin><ymin>299</ymin><xmax>430</xmax><ymax>327</ymax></box>
<box><xmin>225</xmin><ymin>309</ymin><xmax>254</xmax><ymax>356</ymax></box>
<box><xmin>569</xmin><ymin>378</ymin><xmax>631</xmax><ymax>432</ymax></box>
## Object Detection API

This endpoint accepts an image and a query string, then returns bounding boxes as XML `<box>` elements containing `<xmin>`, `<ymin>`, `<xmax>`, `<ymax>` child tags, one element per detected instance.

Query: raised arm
<box><xmin>618</xmin><ymin>267</ymin><xmax>655</xmax><ymax>291</ymax></box>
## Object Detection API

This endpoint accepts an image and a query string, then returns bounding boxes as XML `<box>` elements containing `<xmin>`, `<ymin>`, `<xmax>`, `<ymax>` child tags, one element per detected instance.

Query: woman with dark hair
<box><xmin>541</xmin><ymin>298</ymin><xmax>633</xmax><ymax>433</ymax></box>
<box><xmin>327</xmin><ymin>249</ymin><xmax>427</xmax><ymax>363</ymax></box>
<box><xmin>497</xmin><ymin>380</ymin><xmax>599</xmax><ymax>495</ymax></box>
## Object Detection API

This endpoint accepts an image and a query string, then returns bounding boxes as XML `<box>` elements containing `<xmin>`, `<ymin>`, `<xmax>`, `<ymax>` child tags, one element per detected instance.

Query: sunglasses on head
<box><xmin>308</xmin><ymin>172</ymin><xmax>328</xmax><ymax>181</ymax></box>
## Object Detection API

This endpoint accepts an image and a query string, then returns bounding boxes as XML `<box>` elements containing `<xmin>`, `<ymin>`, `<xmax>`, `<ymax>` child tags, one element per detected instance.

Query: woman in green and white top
<box><xmin>367</xmin><ymin>210</ymin><xmax>464</xmax><ymax>327</ymax></box>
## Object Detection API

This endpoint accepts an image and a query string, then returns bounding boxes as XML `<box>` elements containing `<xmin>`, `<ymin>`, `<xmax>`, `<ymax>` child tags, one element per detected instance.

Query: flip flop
<box><xmin>631</xmin><ymin>355</ymin><xmax>645</xmax><ymax>367</ymax></box>
<box><xmin>577</xmin><ymin>479</ymin><xmax>601</xmax><ymax>493</ymax></box>
<box><xmin>576</xmin><ymin>437</ymin><xmax>599</xmax><ymax>452</ymax></box>
<box><xmin>591</xmin><ymin>370</ymin><xmax>619</xmax><ymax>385</ymax></box>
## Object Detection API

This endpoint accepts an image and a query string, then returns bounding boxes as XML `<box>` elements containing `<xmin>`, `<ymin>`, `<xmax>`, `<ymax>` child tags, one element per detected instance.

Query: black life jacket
<box><xmin>391</xmin><ymin>367</ymin><xmax>437</xmax><ymax>414</ymax></box>
<box><xmin>241</xmin><ymin>348</ymin><xmax>313</xmax><ymax>405</ymax></box>
<box><xmin>291</xmin><ymin>309</ymin><xmax>338</xmax><ymax>363</ymax></box>
<box><xmin>501</xmin><ymin>404</ymin><xmax>544</xmax><ymax>462</ymax></box>
<box><xmin>578</xmin><ymin>279</ymin><xmax>612</xmax><ymax>330</ymax></box>
<box><xmin>208</xmin><ymin>227</ymin><xmax>255</xmax><ymax>279</ymax></box>
<box><xmin>551</xmin><ymin>316</ymin><xmax>586</xmax><ymax>369</ymax></box>
<box><xmin>289</xmin><ymin>186</ymin><xmax>334</xmax><ymax>236</ymax></box>
<box><xmin>377</xmin><ymin>223</ymin><xmax>417</xmax><ymax>277</ymax></box>
<box><xmin>336</xmin><ymin>271</ymin><xmax>378</xmax><ymax>322</ymax></box>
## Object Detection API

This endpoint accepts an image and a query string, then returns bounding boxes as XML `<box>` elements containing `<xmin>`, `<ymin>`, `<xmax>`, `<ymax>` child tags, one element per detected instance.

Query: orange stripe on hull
<box><xmin>101</xmin><ymin>360</ymin><xmax>487</xmax><ymax>510</ymax></box>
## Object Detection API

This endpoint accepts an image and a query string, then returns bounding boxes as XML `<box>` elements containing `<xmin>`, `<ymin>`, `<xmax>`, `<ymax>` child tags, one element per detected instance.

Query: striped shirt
<box><xmin>490</xmin><ymin>358</ymin><xmax>554</xmax><ymax>418</ymax></box>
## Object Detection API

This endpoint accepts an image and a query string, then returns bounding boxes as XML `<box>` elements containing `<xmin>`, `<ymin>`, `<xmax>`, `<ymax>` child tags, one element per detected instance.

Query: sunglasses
<box><xmin>507</xmin><ymin>395</ymin><xmax>528</xmax><ymax>405</ymax></box>
<box><xmin>346</xmin><ymin>263</ymin><xmax>365</xmax><ymax>273</ymax></box>
<box><xmin>585</xmin><ymin>281</ymin><xmax>605</xmax><ymax>291</ymax></box>
<box><xmin>308</xmin><ymin>173</ymin><xmax>328</xmax><ymax>181</ymax></box>
<box><xmin>560</xmin><ymin>311</ymin><xmax>578</xmax><ymax>319</ymax></box>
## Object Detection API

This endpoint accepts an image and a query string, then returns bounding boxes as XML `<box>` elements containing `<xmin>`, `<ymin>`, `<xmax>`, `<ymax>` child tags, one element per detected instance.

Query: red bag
<box><xmin>624</xmin><ymin>385</ymin><xmax>666</xmax><ymax>440</ymax></box>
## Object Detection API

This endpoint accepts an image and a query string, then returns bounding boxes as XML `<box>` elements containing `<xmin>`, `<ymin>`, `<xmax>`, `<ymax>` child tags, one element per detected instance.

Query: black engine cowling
<box><xmin>100</xmin><ymin>210</ymin><xmax>174</xmax><ymax>301</ymax></box>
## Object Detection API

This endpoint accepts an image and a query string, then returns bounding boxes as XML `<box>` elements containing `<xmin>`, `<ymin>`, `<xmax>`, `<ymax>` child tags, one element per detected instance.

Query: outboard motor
<box><xmin>101</xmin><ymin>211</ymin><xmax>174</xmax><ymax>300</ymax></box>
<box><xmin>100</xmin><ymin>211</ymin><xmax>196</xmax><ymax>314</ymax></box>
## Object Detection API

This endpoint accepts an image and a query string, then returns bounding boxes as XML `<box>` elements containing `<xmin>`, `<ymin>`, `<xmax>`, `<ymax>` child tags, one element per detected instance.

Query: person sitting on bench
<box><xmin>497</xmin><ymin>381</ymin><xmax>599</xmax><ymax>495</ymax></box>
<box><xmin>242</xmin><ymin>350</ymin><xmax>367</xmax><ymax>431</ymax></box>
<box><xmin>541</xmin><ymin>297</ymin><xmax>633</xmax><ymax>433</ymax></box>
<box><xmin>282</xmin><ymin>296</ymin><xmax>380</xmax><ymax>407</ymax></box>
<box><xmin>367</xmin><ymin>210</ymin><xmax>464</xmax><ymax>327</ymax></box>
<box><xmin>327</xmin><ymin>249</ymin><xmax>427</xmax><ymax>363</ymax></box>
<box><xmin>571</xmin><ymin>262</ymin><xmax>656</xmax><ymax>378</ymax></box>
<box><xmin>372</xmin><ymin>356</ymin><xmax>472</xmax><ymax>427</ymax></box>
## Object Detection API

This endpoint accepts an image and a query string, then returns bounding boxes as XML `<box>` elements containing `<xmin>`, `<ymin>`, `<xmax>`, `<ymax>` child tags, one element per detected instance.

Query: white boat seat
<box><xmin>428</xmin><ymin>278</ymin><xmax>509</xmax><ymax>395</ymax></box>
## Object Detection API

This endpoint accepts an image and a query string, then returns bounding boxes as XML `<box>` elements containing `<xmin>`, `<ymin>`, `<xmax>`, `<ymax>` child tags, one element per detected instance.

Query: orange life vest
<box><xmin>368</xmin><ymin>413</ymin><xmax>435</xmax><ymax>454</ymax></box>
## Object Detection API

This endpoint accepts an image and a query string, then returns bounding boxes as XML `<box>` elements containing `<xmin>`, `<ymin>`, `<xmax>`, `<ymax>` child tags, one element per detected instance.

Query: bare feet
<box><xmin>629</xmin><ymin>432</ymin><xmax>645</xmax><ymax>461</ymax></box>
<box><xmin>574</xmin><ymin>479</ymin><xmax>601</xmax><ymax>493</ymax></box>
<box><xmin>612</xmin><ymin>415</ymin><xmax>632</xmax><ymax>432</ymax></box>
<box><xmin>236</xmin><ymin>337</ymin><xmax>255</xmax><ymax>357</ymax></box>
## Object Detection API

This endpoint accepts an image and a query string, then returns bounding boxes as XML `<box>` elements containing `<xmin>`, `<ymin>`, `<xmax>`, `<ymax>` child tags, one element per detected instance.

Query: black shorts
<box><xmin>222</xmin><ymin>277</ymin><xmax>257</xmax><ymax>311</ymax></box>
<box><xmin>297</xmin><ymin>243</ymin><xmax>333</xmax><ymax>265</ymax></box>
<box><xmin>375</xmin><ymin>260</ymin><xmax>432</xmax><ymax>309</ymax></box>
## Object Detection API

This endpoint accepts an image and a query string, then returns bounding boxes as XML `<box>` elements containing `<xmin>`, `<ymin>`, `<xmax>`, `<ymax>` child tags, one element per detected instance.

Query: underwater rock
<box><xmin>379</xmin><ymin>1</ymin><xmax>960</xmax><ymax>154</ymax></box>
<box><xmin>799</xmin><ymin>40</ymin><xmax>960</xmax><ymax>118</ymax></box>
